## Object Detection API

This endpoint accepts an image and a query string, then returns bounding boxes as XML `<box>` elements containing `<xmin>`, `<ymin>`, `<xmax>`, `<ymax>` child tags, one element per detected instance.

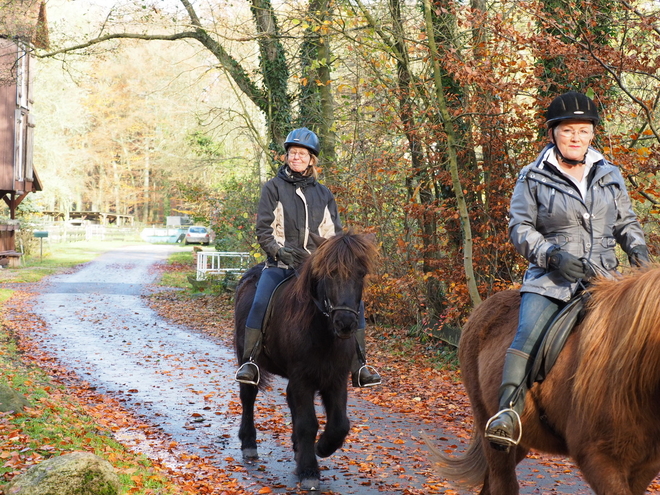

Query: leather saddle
<box><xmin>528</xmin><ymin>291</ymin><xmax>590</xmax><ymax>387</ymax></box>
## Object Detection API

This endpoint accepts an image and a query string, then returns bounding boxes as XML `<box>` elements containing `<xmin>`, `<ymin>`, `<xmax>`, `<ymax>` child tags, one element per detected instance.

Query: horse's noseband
<box><xmin>313</xmin><ymin>280</ymin><xmax>360</xmax><ymax>319</ymax></box>
<box><xmin>313</xmin><ymin>294</ymin><xmax>359</xmax><ymax>318</ymax></box>
<box><xmin>323</xmin><ymin>296</ymin><xmax>360</xmax><ymax>318</ymax></box>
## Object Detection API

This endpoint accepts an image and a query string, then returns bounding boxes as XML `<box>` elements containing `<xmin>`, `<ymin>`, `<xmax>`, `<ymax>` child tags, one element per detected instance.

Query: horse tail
<box><xmin>422</xmin><ymin>430</ymin><xmax>487</xmax><ymax>488</ymax></box>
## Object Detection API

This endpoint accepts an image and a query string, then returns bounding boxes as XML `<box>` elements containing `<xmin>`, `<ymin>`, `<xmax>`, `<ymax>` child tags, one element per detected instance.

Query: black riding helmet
<box><xmin>546</xmin><ymin>92</ymin><xmax>599</xmax><ymax>166</ymax></box>
<box><xmin>546</xmin><ymin>91</ymin><xmax>600</xmax><ymax>127</ymax></box>
<box><xmin>284</xmin><ymin>127</ymin><xmax>320</xmax><ymax>156</ymax></box>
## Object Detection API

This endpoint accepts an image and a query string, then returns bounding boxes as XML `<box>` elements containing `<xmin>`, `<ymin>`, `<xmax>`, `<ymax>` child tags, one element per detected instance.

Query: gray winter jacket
<box><xmin>509</xmin><ymin>143</ymin><xmax>647</xmax><ymax>301</ymax></box>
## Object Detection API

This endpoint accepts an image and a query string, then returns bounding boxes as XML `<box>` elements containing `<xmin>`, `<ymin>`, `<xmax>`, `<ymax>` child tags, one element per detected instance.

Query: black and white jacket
<box><xmin>256</xmin><ymin>165</ymin><xmax>342</xmax><ymax>268</ymax></box>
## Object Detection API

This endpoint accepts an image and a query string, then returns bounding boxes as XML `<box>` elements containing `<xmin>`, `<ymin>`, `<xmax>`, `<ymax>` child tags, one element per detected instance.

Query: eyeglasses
<box><xmin>288</xmin><ymin>151</ymin><xmax>310</xmax><ymax>158</ymax></box>
<box><xmin>557</xmin><ymin>128</ymin><xmax>593</xmax><ymax>139</ymax></box>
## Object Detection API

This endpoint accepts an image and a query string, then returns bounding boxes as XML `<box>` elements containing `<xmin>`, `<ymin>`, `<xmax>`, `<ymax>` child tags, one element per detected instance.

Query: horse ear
<box><xmin>309</xmin><ymin>232</ymin><xmax>328</xmax><ymax>249</ymax></box>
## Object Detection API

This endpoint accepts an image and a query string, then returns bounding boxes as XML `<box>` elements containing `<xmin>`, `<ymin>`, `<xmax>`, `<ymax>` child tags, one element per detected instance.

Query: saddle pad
<box><xmin>262</xmin><ymin>274</ymin><xmax>295</xmax><ymax>334</ymax></box>
<box><xmin>529</xmin><ymin>292</ymin><xmax>588</xmax><ymax>387</ymax></box>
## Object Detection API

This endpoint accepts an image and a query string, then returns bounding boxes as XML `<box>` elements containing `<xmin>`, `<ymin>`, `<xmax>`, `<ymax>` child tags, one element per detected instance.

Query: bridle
<box><xmin>312</xmin><ymin>279</ymin><xmax>360</xmax><ymax>318</ymax></box>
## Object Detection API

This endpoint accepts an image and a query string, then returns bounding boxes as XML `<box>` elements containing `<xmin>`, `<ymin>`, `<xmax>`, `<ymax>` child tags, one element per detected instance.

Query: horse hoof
<box><xmin>242</xmin><ymin>448</ymin><xmax>259</xmax><ymax>460</ymax></box>
<box><xmin>315</xmin><ymin>443</ymin><xmax>331</xmax><ymax>458</ymax></box>
<box><xmin>300</xmin><ymin>477</ymin><xmax>320</xmax><ymax>491</ymax></box>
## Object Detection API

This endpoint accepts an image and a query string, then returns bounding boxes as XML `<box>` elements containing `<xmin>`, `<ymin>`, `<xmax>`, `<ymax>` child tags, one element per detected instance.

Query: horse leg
<box><xmin>286</xmin><ymin>381</ymin><xmax>320</xmax><ymax>491</ymax></box>
<box><xmin>482</xmin><ymin>439</ymin><xmax>525</xmax><ymax>495</ymax></box>
<box><xmin>575</xmin><ymin>449</ymin><xmax>635</xmax><ymax>495</ymax></box>
<box><xmin>238</xmin><ymin>382</ymin><xmax>259</xmax><ymax>460</ymax></box>
<box><xmin>316</xmin><ymin>383</ymin><xmax>350</xmax><ymax>458</ymax></box>
<box><xmin>629</xmin><ymin>464</ymin><xmax>660</xmax><ymax>495</ymax></box>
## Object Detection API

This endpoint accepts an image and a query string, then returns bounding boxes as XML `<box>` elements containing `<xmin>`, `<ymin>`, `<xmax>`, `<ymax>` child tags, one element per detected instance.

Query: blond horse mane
<box><xmin>574</xmin><ymin>265</ymin><xmax>660</xmax><ymax>426</ymax></box>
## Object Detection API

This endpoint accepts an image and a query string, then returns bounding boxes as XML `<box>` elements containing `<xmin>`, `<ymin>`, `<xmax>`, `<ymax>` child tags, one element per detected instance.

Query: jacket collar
<box><xmin>277</xmin><ymin>165</ymin><xmax>317</xmax><ymax>187</ymax></box>
<box><xmin>531</xmin><ymin>143</ymin><xmax>616</xmax><ymax>185</ymax></box>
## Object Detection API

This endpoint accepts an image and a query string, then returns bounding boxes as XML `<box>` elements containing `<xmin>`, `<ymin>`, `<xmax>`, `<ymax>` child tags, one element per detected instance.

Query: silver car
<box><xmin>184</xmin><ymin>226</ymin><xmax>211</xmax><ymax>245</ymax></box>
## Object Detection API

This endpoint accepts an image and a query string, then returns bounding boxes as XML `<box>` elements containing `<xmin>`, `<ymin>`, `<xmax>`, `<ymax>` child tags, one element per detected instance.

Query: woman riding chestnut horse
<box><xmin>485</xmin><ymin>91</ymin><xmax>649</xmax><ymax>450</ymax></box>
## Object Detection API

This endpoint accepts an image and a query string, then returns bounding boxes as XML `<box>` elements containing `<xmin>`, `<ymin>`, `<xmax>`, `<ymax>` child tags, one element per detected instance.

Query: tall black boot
<box><xmin>351</xmin><ymin>327</ymin><xmax>381</xmax><ymax>387</ymax></box>
<box><xmin>484</xmin><ymin>349</ymin><xmax>531</xmax><ymax>451</ymax></box>
<box><xmin>235</xmin><ymin>327</ymin><xmax>262</xmax><ymax>385</ymax></box>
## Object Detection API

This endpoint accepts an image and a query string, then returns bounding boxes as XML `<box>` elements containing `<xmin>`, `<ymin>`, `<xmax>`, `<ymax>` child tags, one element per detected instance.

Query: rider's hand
<box><xmin>290</xmin><ymin>247</ymin><xmax>310</xmax><ymax>266</ymax></box>
<box><xmin>628</xmin><ymin>245</ymin><xmax>650</xmax><ymax>267</ymax></box>
<box><xmin>548</xmin><ymin>247</ymin><xmax>587</xmax><ymax>283</ymax></box>
<box><xmin>277</xmin><ymin>247</ymin><xmax>296</xmax><ymax>266</ymax></box>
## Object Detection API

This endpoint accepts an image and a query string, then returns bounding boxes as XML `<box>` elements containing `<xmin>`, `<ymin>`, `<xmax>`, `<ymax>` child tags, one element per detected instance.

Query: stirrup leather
<box><xmin>356</xmin><ymin>364</ymin><xmax>381</xmax><ymax>387</ymax></box>
<box><xmin>235</xmin><ymin>361</ymin><xmax>260</xmax><ymax>386</ymax></box>
<box><xmin>484</xmin><ymin>408</ymin><xmax>523</xmax><ymax>447</ymax></box>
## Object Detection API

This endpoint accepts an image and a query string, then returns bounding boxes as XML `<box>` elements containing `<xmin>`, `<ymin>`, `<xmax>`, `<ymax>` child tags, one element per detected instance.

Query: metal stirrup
<box><xmin>484</xmin><ymin>408</ymin><xmax>523</xmax><ymax>447</ymax></box>
<box><xmin>356</xmin><ymin>364</ymin><xmax>381</xmax><ymax>387</ymax></box>
<box><xmin>235</xmin><ymin>361</ymin><xmax>260</xmax><ymax>386</ymax></box>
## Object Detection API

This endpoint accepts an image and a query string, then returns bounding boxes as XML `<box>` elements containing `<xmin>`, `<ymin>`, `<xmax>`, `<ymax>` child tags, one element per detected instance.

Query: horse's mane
<box><xmin>574</xmin><ymin>265</ymin><xmax>660</xmax><ymax>425</ymax></box>
<box><xmin>284</xmin><ymin>232</ymin><xmax>378</xmax><ymax>328</ymax></box>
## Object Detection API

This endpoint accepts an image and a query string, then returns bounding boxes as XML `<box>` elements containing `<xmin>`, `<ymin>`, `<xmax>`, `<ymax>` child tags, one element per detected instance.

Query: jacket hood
<box><xmin>533</xmin><ymin>143</ymin><xmax>605</xmax><ymax>169</ymax></box>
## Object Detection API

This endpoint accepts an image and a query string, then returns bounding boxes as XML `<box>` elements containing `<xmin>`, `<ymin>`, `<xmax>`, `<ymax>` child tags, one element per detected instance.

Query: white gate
<box><xmin>196</xmin><ymin>251</ymin><xmax>251</xmax><ymax>281</ymax></box>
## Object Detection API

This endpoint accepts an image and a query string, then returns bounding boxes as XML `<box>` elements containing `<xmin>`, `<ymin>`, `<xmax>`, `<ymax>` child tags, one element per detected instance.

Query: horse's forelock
<box><xmin>574</xmin><ymin>265</ymin><xmax>660</xmax><ymax>427</ymax></box>
<box><xmin>309</xmin><ymin>233</ymin><xmax>377</xmax><ymax>281</ymax></box>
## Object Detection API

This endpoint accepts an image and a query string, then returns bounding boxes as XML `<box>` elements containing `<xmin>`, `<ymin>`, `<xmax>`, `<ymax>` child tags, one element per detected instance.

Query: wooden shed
<box><xmin>0</xmin><ymin>1</ymin><xmax>48</xmax><ymax>259</ymax></box>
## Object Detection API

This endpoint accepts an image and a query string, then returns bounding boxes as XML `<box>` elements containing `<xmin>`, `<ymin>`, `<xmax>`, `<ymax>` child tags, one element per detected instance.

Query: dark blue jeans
<box><xmin>510</xmin><ymin>292</ymin><xmax>564</xmax><ymax>356</ymax></box>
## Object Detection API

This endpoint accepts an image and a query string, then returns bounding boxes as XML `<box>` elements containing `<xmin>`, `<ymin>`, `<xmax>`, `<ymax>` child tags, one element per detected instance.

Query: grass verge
<box><xmin>0</xmin><ymin>307</ymin><xmax>180</xmax><ymax>494</ymax></box>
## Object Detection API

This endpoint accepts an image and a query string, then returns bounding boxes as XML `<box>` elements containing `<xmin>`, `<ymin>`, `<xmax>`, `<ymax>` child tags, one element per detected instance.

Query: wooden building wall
<box><xmin>0</xmin><ymin>38</ymin><xmax>34</xmax><ymax>194</ymax></box>
<box><xmin>0</xmin><ymin>39</ymin><xmax>16</xmax><ymax>191</ymax></box>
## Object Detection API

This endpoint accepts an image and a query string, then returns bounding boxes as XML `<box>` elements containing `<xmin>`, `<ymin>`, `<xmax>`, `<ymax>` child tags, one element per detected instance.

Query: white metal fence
<box><xmin>196</xmin><ymin>251</ymin><xmax>252</xmax><ymax>280</ymax></box>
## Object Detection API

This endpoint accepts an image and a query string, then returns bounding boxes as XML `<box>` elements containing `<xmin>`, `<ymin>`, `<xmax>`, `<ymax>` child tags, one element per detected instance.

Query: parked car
<box><xmin>184</xmin><ymin>226</ymin><xmax>211</xmax><ymax>245</ymax></box>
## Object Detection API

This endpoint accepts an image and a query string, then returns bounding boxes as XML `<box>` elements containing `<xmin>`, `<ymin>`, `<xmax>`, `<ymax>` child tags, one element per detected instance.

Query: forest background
<box><xmin>8</xmin><ymin>0</ymin><xmax>660</xmax><ymax>337</ymax></box>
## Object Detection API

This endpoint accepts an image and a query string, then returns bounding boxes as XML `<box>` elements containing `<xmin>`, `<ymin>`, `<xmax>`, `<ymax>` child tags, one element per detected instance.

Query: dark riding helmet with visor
<box><xmin>546</xmin><ymin>91</ymin><xmax>599</xmax><ymax>165</ymax></box>
<box><xmin>284</xmin><ymin>127</ymin><xmax>320</xmax><ymax>156</ymax></box>
<box><xmin>546</xmin><ymin>91</ymin><xmax>600</xmax><ymax>127</ymax></box>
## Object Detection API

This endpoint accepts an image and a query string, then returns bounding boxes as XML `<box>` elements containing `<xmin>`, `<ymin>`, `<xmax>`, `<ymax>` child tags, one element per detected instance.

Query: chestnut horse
<box><xmin>234</xmin><ymin>232</ymin><xmax>377</xmax><ymax>491</ymax></box>
<box><xmin>432</xmin><ymin>266</ymin><xmax>660</xmax><ymax>495</ymax></box>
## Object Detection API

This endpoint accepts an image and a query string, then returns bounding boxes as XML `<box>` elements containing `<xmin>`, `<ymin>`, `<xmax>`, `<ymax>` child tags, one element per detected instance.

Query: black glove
<box><xmin>548</xmin><ymin>247</ymin><xmax>587</xmax><ymax>283</ymax></box>
<box><xmin>277</xmin><ymin>247</ymin><xmax>296</xmax><ymax>266</ymax></box>
<box><xmin>628</xmin><ymin>245</ymin><xmax>650</xmax><ymax>267</ymax></box>
<box><xmin>277</xmin><ymin>247</ymin><xmax>309</xmax><ymax>268</ymax></box>
<box><xmin>289</xmin><ymin>247</ymin><xmax>310</xmax><ymax>267</ymax></box>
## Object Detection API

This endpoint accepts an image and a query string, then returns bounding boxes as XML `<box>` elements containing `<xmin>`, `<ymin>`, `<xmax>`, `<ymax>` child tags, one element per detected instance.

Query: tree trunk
<box><xmin>299</xmin><ymin>0</ymin><xmax>336</xmax><ymax>167</ymax></box>
<box><xmin>422</xmin><ymin>0</ymin><xmax>482</xmax><ymax>307</ymax></box>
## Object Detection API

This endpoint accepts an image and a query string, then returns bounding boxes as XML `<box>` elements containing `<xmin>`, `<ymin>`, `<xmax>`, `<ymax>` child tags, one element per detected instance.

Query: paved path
<box><xmin>16</xmin><ymin>244</ymin><xmax>593</xmax><ymax>494</ymax></box>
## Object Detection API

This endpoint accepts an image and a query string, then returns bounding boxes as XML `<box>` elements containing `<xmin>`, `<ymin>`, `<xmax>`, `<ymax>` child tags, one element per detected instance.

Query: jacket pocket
<box><xmin>600</xmin><ymin>251</ymin><xmax>619</xmax><ymax>271</ymax></box>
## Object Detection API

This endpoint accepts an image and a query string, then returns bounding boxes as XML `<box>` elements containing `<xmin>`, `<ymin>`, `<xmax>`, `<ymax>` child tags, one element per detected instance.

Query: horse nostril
<box><xmin>333</xmin><ymin>314</ymin><xmax>358</xmax><ymax>338</ymax></box>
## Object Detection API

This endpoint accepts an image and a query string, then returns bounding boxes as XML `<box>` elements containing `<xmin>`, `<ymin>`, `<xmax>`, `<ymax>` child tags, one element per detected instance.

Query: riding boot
<box><xmin>235</xmin><ymin>327</ymin><xmax>262</xmax><ymax>386</ymax></box>
<box><xmin>351</xmin><ymin>327</ymin><xmax>382</xmax><ymax>387</ymax></box>
<box><xmin>484</xmin><ymin>349</ymin><xmax>531</xmax><ymax>452</ymax></box>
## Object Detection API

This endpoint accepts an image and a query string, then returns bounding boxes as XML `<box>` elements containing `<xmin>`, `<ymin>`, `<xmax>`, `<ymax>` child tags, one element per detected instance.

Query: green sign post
<box><xmin>33</xmin><ymin>231</ymin><xmax>48</xmax><ymax>261</ymax></box>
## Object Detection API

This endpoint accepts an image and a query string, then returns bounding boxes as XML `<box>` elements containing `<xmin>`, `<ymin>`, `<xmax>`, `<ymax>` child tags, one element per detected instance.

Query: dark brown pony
<box><xmin>431</xmin><ymin>266</ymin><xmax>660</xmax><ymax>495</ymax></box>
<box><xmin>234</xmin><ymin>232</ymin><xmax>377</xmax><ymax>491</ymax></box>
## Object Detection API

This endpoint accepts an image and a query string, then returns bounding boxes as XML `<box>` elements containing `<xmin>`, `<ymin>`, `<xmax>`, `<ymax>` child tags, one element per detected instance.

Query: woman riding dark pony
<box><xmin>234</xmin><ymin>231</ymin><xmax>378</xmax><ymax>491</ymax></box>
<box><xmin>234</xmin><ymin>127</ymin><xmax>380</xmax><ymax>389</ymax></box>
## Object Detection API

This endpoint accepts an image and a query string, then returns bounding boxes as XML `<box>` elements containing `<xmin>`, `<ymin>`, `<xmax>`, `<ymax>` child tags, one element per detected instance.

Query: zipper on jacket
<box><xmin>548</xmin><ymin>189</ymin><xmax>556</xmax><ymax>214</ymax></box>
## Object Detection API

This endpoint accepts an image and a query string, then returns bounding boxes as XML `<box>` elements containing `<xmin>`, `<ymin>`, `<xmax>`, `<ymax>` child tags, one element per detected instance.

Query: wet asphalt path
<box><xmin>20</xmin><ymin>244</ymin><xmax>592</xmax><ymax>494</ymax></box>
